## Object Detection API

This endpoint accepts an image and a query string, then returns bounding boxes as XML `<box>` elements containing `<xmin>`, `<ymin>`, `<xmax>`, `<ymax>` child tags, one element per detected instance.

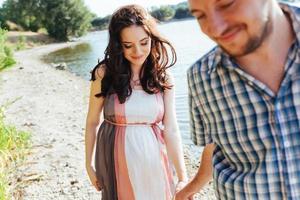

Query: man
<box><xmin>175</xmin><ymin>0</ymin><xmax>300</xmax><ymax>199</ymax></box>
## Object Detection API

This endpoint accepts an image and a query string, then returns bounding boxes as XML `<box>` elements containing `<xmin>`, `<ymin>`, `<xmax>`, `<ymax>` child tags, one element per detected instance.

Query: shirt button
<box><xmin>284</xmin><ymin>140</ymin><xmax>290</xmax><ymax>146</ymax></box>
<box><xmin>291</xmin><ymin>177</ymin><xmax>297</xmax><ymax>183</ymax></box>
<box><xmin>276</xmin><ymin>102</ymin><xmax>281</xmax><ymax>110</ymax></box>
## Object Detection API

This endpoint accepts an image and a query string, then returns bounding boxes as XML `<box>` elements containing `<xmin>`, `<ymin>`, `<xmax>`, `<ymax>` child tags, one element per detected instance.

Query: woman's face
<box><xmin>120</xmin><ymin>25</ymin><xmax>151</xmax><ymax>68</ymax></box>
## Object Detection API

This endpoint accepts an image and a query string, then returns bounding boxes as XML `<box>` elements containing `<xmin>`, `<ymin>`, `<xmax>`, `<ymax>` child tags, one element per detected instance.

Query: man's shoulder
<box><xmin>187</xmin><ymin>46</ymin><xmax>220</xmax><ymax>77</ymax></box>
<box><xmin>279</xmin><ymin>2</ymin><xmax>300</xmax><ymax>45</ymax></box>
<box><xmin>280</xmin><ymin>2</ymin><xmax>300</xmax><ymax>17</ymax></box>
<box><xmin>280</xmin><ymin>1</ymin><xmax>300</xmax><ymax>9</ymax></box>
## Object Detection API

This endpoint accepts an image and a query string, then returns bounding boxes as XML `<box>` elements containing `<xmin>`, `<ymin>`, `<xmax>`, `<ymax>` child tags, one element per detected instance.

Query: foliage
<box><xmin>0</xmin><ymin>0</ymin><xmax>93</xmax><ymax>41</ymax></box>
<box><xmin>91</xmin><ymin>15</ymin><xmax>111</xmax><ymax>30</ymax></box>
<box><xmin>174</xmin><ymin>6</ymin><xmax>192</xmax><ymax>19</ymax></box>
<box><xmin>1</xmin><ymin>0</ymin><xmax>43</xmax><ymax>32</ymax></box>
<box><xmin>40</xmin><ymin>0</ymin><xmax>93</xmax><ymax>41</ymax></box>
<box><xmin>0</xmin><ymin>7</ymin><xmax>7</xmax><ymax>29</ymax></box>
<box><xmin>0</xmin><ymin>104</ymin><xmax>31</xmax><ymax>200</ymax></box>
<box><xmin>16</xmin><ymin>36</ymin><xmax>26</xmax><ymax>51</ymax></box>
<box><xmin>150</xmin><ymin>5</ymin><xmax>175</xmax><ymax>21</ymax></box>
<box><xmin>0</xmin><ymin>28</ymin><xmax>15</xmax><ymax>71</ymax></box>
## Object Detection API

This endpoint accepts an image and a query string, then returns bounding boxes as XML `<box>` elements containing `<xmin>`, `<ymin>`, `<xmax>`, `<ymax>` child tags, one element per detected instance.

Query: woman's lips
<box><xmin>131</xmin><ymin>55</ymin><xmax>144</xmax><ymax>60</ymax></box>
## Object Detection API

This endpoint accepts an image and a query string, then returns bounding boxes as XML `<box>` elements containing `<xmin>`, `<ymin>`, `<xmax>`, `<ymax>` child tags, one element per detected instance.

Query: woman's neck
<box><xmin>130</xmin><ymin>64</ymin><xmax>142</xmax><ymax>80</ymax></box>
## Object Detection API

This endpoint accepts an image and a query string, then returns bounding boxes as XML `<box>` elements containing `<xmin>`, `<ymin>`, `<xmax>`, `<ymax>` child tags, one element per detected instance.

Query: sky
<box><xmin>0</xmin><ymin>0</ymin><xmax>187</xmax><ymax>17</ymax></box>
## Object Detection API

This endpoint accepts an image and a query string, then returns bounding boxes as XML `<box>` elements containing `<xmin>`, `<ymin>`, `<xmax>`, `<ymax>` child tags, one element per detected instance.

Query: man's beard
<box><xmin>219</xmin><ymin>18</ymin><xmax>272</xmax><ymax>57</ymax></box>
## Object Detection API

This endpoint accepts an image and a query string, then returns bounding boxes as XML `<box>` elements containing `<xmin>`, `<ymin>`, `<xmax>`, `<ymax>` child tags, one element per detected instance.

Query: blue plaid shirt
<box><xmin>188</xmin><ymin>3</ymin><xmax>300</xmax><ymax>200</ymax></box>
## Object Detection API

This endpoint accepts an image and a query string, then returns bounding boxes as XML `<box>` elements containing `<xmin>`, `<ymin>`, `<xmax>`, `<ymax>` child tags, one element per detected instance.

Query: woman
<box><xmin>85</xmin><ymin>4</ymin><xmax>187</xmax><ymax>200</ymax></box>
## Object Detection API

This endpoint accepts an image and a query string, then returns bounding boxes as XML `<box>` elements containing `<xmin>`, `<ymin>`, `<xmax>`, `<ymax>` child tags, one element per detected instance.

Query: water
<box><xmin>44</xmin><ymin>19</ymin><xmax>216</xmax><ymax>144</ymax></box>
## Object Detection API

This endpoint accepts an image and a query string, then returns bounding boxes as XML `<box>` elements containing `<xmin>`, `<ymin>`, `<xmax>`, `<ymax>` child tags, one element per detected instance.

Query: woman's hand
<box><xmin>86</xmin><ymin>165</ymin><xmax>102</xmax><ymax>191</ymax></box>
<box><xmin>174</xmin><ymin>180</ymin><xmax>194</xmax><ymax>200</ymax></box>
<box><xmin>175</xmin><ymin>180</ymin><xmax>188</xmax><ymax>192</ymax></box>
<box><xmin>174</xmin><ymin>189</ymin><xmax>195</xmax><ymax>200</ymax></box>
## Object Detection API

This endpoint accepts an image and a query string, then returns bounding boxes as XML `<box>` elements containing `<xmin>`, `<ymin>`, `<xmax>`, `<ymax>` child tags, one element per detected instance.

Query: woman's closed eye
<box><xmin>123</xmin><ymin>44</ymin><xmax>132</xmax><ymax>49</ymax></box>
<box><xmin>123</xmin><ymin>42</ymin><xmax>148</xmax><ymax>49</ymax></box>
<box><xmin>141</xmin><ymin>40</ymin><xmax>149</xmax><ymax>46</ymax></box>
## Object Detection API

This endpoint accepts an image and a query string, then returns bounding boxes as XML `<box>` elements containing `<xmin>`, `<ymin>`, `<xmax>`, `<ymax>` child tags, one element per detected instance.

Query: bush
<box><xmin>16</xmin><ymin>36</ymin><xmax>26</xmax><ymax>51</ymax></box>
<box><xmin>0</xmin><ymin>105</ymin><xmax>31</xmax><ymax>200</ymax></box>
<box><xmin>0</xmin><ymin>28</ymin><xmax>16</xmax><ymax>71</ymax></box>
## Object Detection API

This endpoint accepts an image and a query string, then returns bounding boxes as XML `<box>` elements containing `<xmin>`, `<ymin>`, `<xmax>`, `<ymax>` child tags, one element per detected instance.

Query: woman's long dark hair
<box><xmin>91</xmin><ymin>4</ymin><xmax>177</xmax><ymax>103</ymax></box>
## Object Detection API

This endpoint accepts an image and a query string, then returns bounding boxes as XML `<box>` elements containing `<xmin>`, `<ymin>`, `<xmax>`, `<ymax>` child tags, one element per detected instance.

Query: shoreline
<box><xmin>0</xmin><ymin>42</ymin><xmax>215</xmax><ymax>199</ymax></box>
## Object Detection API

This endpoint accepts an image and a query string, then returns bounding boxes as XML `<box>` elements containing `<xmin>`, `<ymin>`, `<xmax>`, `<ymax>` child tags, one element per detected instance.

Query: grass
<box><xmin>0</xmin><ymin>105</ymin><xmax>31</xmax><ymax>200</ymax></box>
<box><xmin>0</xmin><ymin>28</ymin><xmax>16</xmax><ymax>71</ymax></box>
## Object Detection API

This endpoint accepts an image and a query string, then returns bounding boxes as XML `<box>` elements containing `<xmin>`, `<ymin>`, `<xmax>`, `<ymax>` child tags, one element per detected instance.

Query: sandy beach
<box><xmin>0</xmin><ymin>43</ymin><xmax>216</xmax><ymax>200</ymax></box>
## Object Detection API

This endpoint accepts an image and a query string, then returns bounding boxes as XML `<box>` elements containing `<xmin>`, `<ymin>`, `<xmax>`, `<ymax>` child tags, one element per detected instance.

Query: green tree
<box><xmin>0</xmin><ymin>7</ymin><xmax>6</xmax><ymax>29</ymax></box>
<box><xmin>174</xmin><ymin>7</ymin><xmax>192</xmax><ymax>19</ymax></box>
<box><xmin>150</xmin><ymin>6</ymin><xmax>175</xmax><ymax>21</ymax></box>
<box><xmin>41</xmin><ymin>0</ymin><xmax>93</xmax><ymax>41</ymax></box>
<box><xmin>1</xmin><ymin>0</ymin><xmax>43</xmax><ymax>31</ymax></box>
<box><xmin>91</xmin><ymin>15</ymin><xmax>111</xmax><ymax>30</ymax></box>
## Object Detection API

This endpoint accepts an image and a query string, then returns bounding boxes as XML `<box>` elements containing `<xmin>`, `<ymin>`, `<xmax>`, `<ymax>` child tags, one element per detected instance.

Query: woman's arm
<box><xmin>175</xmin><ymin>143</ymin><xmax>214</xmax><ymax>200</ymax></box>
<box><xmin>162</xmin><ymin>72</ymin><xmax>188</xmax><ymax>183</ymax></box>
<box><xmin>85</xmin><ymin>66</ymin><xmax>105</xmax><ymax>191</ymax></box>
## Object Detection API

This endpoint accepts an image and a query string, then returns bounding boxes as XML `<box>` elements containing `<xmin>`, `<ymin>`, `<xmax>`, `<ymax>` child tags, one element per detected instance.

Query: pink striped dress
<box><xmin>95</xmin><ymin>89</ymin><xmax>175</xmax><ymax>200</ymax></box>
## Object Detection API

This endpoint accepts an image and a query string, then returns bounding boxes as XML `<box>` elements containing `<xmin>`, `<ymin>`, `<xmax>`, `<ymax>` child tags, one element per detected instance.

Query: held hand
<box><xmin>86</xmin><ymin>165</ymin><xmax>102</xmax><ymax>191</ymax></box>
<box><xmin>174</xmin><ymin>186</ymin><xmax>195</xmax><ymax>200</ymax></box>
<box><xmin>175</xmin><ymin>180</ymin><xmax>188</xmax><ymax>192</ymax></box>
<box><xmin>174</xmin><ymin>191</ymin><xmax>194</xmax><ymax>200</ymax></box>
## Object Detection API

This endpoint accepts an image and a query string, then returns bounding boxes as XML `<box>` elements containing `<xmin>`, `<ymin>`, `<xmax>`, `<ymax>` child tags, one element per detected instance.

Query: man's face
<box><xmin>188</xmin><ymin>0</ymin><xmax>273</xmax><ymax>57</ymax></box>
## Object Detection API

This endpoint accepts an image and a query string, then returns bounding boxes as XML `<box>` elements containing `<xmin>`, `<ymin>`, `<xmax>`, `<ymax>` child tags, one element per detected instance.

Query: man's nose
<box><xmin>204</xmin><ymin>12</ymin><xmax>228</xmax><ymax>38</ymax></box>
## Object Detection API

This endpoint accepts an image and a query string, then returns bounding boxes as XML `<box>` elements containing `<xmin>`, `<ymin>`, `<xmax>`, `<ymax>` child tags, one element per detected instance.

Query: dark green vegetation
<box><xmin>0</xmin><ymin>0</ymin><xmax>94</xmax><ymax>41</ymax></box>
<box><xmin>0</xmin><ymin>28</ymin><xmax>15</xmax><ymax>71</ymax></box>
<box><xmin>0</xmin><ymin>104</ymin><xmax>31</xmax><ymax>200</ymax></box>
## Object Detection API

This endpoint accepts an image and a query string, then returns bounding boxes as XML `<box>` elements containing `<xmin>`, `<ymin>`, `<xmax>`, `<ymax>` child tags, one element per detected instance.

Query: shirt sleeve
<box><xmin>187</xmin><ymin>68</ymin><xmax>213</xmax><ymax>146</ymax></box>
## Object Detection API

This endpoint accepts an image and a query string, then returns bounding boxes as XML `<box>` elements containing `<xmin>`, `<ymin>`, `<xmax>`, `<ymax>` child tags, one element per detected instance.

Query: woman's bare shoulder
<box><xmin>91</xmin><ymin>63</ymin><xmax>106</xmax><ymax>80</ymax></box>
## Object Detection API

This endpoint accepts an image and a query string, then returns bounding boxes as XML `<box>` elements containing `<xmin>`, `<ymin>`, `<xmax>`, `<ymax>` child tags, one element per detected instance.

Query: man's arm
<box><xmin>175</xmin><ymin>143</ymin><xmax>214</xmax><ymax>200</ymax></box>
